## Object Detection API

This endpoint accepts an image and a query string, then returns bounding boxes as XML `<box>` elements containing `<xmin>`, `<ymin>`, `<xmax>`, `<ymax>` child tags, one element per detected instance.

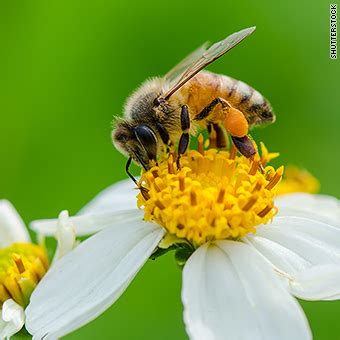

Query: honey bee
<box><xmin>112</xmin><ymin>26</ymin><xmax>275</xmax><ymax>183</ymax></box>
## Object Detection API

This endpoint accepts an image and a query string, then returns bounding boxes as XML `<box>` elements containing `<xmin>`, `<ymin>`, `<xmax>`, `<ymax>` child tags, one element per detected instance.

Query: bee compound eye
<box><xmin>133</xmin><ymin>125</ymin><xmax>157</xmax><ymax>160</ymax></box>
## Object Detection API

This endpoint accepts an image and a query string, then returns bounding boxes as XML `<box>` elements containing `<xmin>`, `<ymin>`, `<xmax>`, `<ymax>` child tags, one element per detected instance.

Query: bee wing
<box><xmin>162</xmin><ymin>26</ymin><xmax>256</xmax><ymax>100</ymax></box>
<box><xmin>164</xmin><ymin>42</ymin><xmax>209</xmax><ymax>85</ymax></box>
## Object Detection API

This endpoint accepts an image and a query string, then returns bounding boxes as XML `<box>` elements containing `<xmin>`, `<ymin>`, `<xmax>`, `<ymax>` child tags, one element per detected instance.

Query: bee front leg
<box><xmin>125</xmin><ymin>157</ymin><xmax>150</xmax><ymax>200</ymax></box>
<box><xmin>125</xmin><ymin>157</ymin><xmax>139</xmax><ymax>186</ymax></box>
<box><xmin>177</xmin><ymin>105</ymin><xmax>190</xmax><ymax>169</ymax></box>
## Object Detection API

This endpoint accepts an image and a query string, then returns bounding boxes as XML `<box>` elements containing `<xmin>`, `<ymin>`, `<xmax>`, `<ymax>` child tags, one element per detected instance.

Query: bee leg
<box><xmin>194</xmin><ymin>97</ymin><xmax>231</xmax><ymax>121</ymax></box>
<box><xmin>125</xmin><ymin>157</ymin><xmax>140</xmax><ymax>186</ymax></box>
<box><xmin>206</xmin><ymin>122</ymin><xmax>228</xmax><ymax>149</ymax></box>
<box><xmin>125</xmin><ymin>157</ymin><xmax>150</xmax><ymax>200</ymax></box>
<box><xmin>231</xmin><ymin>136</ymin><xmax>256</xmax><ymax>159</ymax></box>
<box><xmin>213</xmin><ymin>123</ymin><xmax>228</xmax><ymax>149</ymax></box>
<box><xmin>196</xmin><ymin>97</ymin><xmax>248</xmax><ymax>138</ymax></box>
<box><xmin>231</xmin><ymin>136</ymin><xmax>264</xmax><ymax>173</ymax></box>
<box><xmin>207</xmin><ymin>123</ymin><xmax>217</xmax><ymax>148</ymax></box>
<box><xmin>177</xmin><ymin>105</ymin><xmax>190</xmax><ymax>169</ymax></box>
<box><xmin>156</xmin><ymin>122</ymin><xmax>172</xmax><ymax>153</ymax></box>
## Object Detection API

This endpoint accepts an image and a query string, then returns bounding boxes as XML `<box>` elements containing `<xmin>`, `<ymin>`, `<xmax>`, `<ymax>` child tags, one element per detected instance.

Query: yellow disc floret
<box><xmin>0</xmin><ymin>243</ymin><xmax>48</xmax><ymax>307</ymax></box>
<box><xmin>138</xmin><ymin>139</ymin><xmax>283</xmax><ymax>247</ymax></box>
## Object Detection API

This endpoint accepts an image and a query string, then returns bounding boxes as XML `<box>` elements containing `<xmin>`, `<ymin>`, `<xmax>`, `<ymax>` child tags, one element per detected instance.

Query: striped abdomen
<box><xmin>179</xmin><ymin>71</ymin><xmax>275</xmax><ymax>127</ymax></box>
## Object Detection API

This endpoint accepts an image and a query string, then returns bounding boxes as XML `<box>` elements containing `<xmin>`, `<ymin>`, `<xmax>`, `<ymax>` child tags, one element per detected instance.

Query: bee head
<box><xmin>112</xmin><ymin>119</ymin><xmax>158</xmax><ymax>170</ymax></box>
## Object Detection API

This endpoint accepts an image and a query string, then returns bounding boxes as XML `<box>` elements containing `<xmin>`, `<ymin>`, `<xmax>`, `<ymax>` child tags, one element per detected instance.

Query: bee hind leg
<box><xmin>231</xmin><ymin>135</ymin><xmax>257</xmax><ymax>159</ymax></box>
<box><xmin>177</xmin><ymin>105</ymin><xmax>190</xmax><ymax>169</ymax></box>
<box><xmin>195</xmin><ymin>98</ymin><xmax>262</xmax><ymax>173</ymax></box>
<box><xmin>232</xmin><ymin>135</ymin><xmax>264</xmax><ymax>173</ymax></box>
<box><xmin>194</xmin><ymin>97</ymin><xmax>231</xmax><ymax>122</ymax></box>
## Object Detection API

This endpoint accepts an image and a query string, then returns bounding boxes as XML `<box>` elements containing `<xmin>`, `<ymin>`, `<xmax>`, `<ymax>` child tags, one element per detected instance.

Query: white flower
<box><xmin>0</xmin><ymin>200</ymin><xmax>76</xmax><ymax>339</ymax></box>
<box><xmin>26</xmin><ymin>178</ymin><xmax>340</xmax><ymax>340</ymax></box>
<box><xmin>275</xmin><ymin>192</ymin><xmax>340</xmax><ymax>227</ymax></box>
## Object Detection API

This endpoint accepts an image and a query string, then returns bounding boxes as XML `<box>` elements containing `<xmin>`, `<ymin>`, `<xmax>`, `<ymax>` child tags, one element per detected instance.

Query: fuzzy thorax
<box><xmin>137</xmin><ymin>140</ymin><xmax>283</xmax><ymax>247</ymax></box>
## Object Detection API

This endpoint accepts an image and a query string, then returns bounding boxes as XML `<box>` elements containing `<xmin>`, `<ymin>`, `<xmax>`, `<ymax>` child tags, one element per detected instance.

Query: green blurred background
<box><xmin>1</xmin><ymin>0</ymin><xmax>339</xmax><ymax>338</ymax></box>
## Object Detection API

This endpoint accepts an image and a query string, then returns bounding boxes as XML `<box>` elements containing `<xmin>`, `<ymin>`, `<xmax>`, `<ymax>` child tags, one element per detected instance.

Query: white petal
<box><xmin>246</xmin><ymin>216</ymin><xmax>340</xmax><ymax>300</ymax></box>
<box><xmin>276</xmin><ymin>193</ymin><xmax>340</xmax><ymax>226</ymax></box>
<box><xmin>290</xmin><ymin>264</ymin><xmax>340</xmax><ymax>300</ymax></box>
<box><xmin>182</xmin><ymin>241</ymin><xmax>311</xmax><ymax>340</ymax></box>
<box><xmin>78</xmin><ymin>179</ymin><xmax>138</xmax><ymax>215</ymax></box>
<box><xmin>0</xmin><ymin>299</ymin><xmax>25</xmax><ymax>338</ymax></box>
<box><xmin>25</xmin><ymin>219</ymin><xmax>164</xmax><ymax>339</ymax></box>
<box><xmin>51</xmin><ymin>210</ymin><xmax>76</xmax><ymax>264</ymax></box>
<box><xmin>0</xmin><ymin>200</ymin><xmax>30</xmax><ymax>247</ymax></box>
<box><xmin>245</xmin><ymin>234</ymin><xmax>311</xmax><ymax>275</ymax></box>
<box><xmin>30</xmin><ymin>179</ymin><xmax>141</xmax><ymax>237</ymax></box>
<box><xmin>255</xmin><ymin>216</ymin><xmax>340</xmax><ymax>266</ymax></box>
<box><xmin>30</xmin><ymin>209</ymin><xmax>143</xmax><ymax>237</ymax></box>
<box><xmin>276</xmin><ymin>193</ymin><xmax>340</xmax><ymax>212</ymax></box>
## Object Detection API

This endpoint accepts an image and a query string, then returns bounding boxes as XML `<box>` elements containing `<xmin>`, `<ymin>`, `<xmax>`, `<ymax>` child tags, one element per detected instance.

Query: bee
<box><xmin>112</xmin><ymin>26</ymin><xmax>275</xmax><ymax>183</ymax></box>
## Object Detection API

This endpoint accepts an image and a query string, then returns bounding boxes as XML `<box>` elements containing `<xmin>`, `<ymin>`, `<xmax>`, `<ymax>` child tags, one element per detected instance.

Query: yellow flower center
<box><xmin>138</xmin><ymin>138</ymin><xmax>283</xmax><ymax>247</ymax></box>
<box><xmin>0</xmin><ymin>243</ymin><xmax>48</xmax><ymax>308</ymax></box>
